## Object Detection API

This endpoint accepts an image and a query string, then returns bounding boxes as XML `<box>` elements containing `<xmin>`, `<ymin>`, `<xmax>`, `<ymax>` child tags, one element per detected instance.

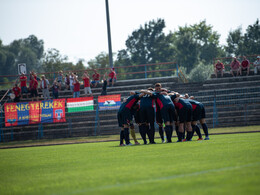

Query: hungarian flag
<box><xmin>98</xmin><ymin>94</ymin><xmax>121</xmax><ymax>110</ymax></box>
<box><xmin>67</xmin><ymin>97</ymin><xmax>94</xmax><ymax>112</ymax></box>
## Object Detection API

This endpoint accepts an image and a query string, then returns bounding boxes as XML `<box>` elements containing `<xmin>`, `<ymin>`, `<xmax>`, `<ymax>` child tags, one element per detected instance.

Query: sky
<box><xmin>0</xmin><ymin>0</ymin><xmax>259</xmax><ymax>64</ymax></box>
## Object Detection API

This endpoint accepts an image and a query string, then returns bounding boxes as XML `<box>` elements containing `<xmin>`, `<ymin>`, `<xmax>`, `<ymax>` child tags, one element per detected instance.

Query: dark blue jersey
<box><xmin>118</xmin><ymin>102</ymin><xmax>127</xmax><ymax>113</ymax></box>
<box><xmin>140</xmin><ymin>94</ymin><xmax>154</xmax><ymax>108</ymax></box>
<box><xmin>186</xmin><ymin>99</ymin><xmax>203</xmax><ymax>110</ymax></box>
<box><xmin>124</xmin><ymin>94</ymin><xmax>140</xmax><ymax>110</ymax></box>
<box><xmin>172</xmin><ymin>97</ymin><xmax>192</xmax><ymax>110</ymax></box>
<box><xmin>153</xmin><ymin>92</ymin><xmax>173</xmax><ymax>110</ymax></box>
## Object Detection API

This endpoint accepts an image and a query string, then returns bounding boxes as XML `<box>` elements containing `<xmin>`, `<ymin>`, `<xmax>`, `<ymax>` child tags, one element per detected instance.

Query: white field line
<box><xmin>59</xmin><ymin>162</ymin><xmax>260</xmax><ymax>195</ymax></box>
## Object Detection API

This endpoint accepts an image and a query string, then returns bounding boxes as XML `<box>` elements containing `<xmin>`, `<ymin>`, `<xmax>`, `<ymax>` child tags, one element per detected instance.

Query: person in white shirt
<box><xmin>254</xmin><ymin>56</ymin><xmax>260</xmax><ymax>74</ymax></box>
<box><xmin>40</xmin><ymin>75</ymin><xmax>50</xmax><ymax>100</ymax></box>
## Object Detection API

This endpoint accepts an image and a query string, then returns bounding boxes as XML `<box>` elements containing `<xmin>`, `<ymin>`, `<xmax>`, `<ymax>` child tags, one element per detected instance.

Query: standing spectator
<box><xmin>69</xmin><ymin>72</ymin><xmax>75</xmax><ymax>95</ymax></box>
<box><xmin>101</xmin><ymin>73</ymin><xmax>108</xmax><ymax>95</ymax></box>
<box><xmin>19</xmin><ymin>73</ymin><xmax>28</xmax><ymax>99</ymax></box>
<box><xmin>240</xmin><ymin>56</ymin><xmax>250</xmax><ymax>76</ymax></box>
<box><xmin>12</xmin><ymin>84</ymin><xmax>21</xmax><ymax>102</ymax></box>
<box><xmin>57</xmin><ymin>71</ymin><xmax>64</xmax><ymax>89</ymax></box>
<box><xmin>91</xmin><ymin>69</ymin><xmax>100</xmax><ymax>87</ymax></box>
<box><xmin>40</xmin><ymin>75</ymin><xmax>50</xmax><ymax>100</ymax></box>
<box><xmin>230</xmin><ymin>57</ymin><xmax>240</xmax><ymax>77</ymax></box>
<box><xmin>29</xmin><ymin>76</ymin><xmax>38</xmax><ymax>101</ymax></box>
<box><xmin>65</xmin><ymin>74</ymin><xmax>70</xmax><ymax>90</ymax></box>
<box><xmin>73</xmin><ymin>79</ymin><xmax>80</xmax><ymax>98</ymax></box>
<box><xmin>82</xmin><ymin>71</ymin><xmax>92</xmax><ymax>96</ymax></box>
<box><xmin>52</xmin><ymin>79</ymin><xmax>60</xmax><ymax>99</ymax></box>
<box><xmin>108</xmin><ymin>68</ymin><xmax>117</xmax><ymax>87</ymax></box>
<box><xmin>214</xmin><ymin>60</ymin><xmax>224</xmax><ymax>78</ymax></box>
<box><xmin>254</xmin><ymin>56</ymin><xmax>260</xmax><ymax>74</ymax></box>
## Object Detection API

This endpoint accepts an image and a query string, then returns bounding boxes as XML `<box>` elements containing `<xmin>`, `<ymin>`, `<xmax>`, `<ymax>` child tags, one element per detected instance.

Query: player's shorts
<box><xmin>134</xmin><ymin>109</ymin><xmax>141</xmax><ymax>124</ymax></box>
<box><xmin>192</xmin><ymin>104</ymin><xmax>202</xmax><ymax>121</ymax></box>
<box><xmin>156</xmin><ymin>110</ymin><xmax>163</xmax><ymax>124</ymax></box>
<box><xmin>160</xmin><ymin>104</ymin><xmax>175</xmax><ymax>123</ymax></box>
<box><xmin>30</xmin><ymin>89</ymin><xmax>38</xmax><ymax>97</ymax></box>
<box><xmin>139</xmin><ymin>106</ymin><xmax>155</xmax><ymax>124</ymax></box>
<box><xmin>84</xmin><ymin>87</ymin><xmax>92</xmax><ymax>95</ymax></box>
<box><xmin>178</xmin><ymin>105</ymin><xmax>192</xmax><ymax>123</ymax></box>
<box><xmin>21</xmin><ymin>86</ymin><xmax>28</xmax><ymax>94</ymax></box>
<box><xmin>117</xmin><ymin>108</ymin><xmax>133</xmax><ymax>127</ymax></box>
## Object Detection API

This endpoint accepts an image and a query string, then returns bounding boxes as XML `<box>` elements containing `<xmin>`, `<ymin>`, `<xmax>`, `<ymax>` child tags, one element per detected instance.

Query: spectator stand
<box><xmin>212</xmin><ymin>54</ymin><xmax>260</xmax><ymax>77</ymax></box>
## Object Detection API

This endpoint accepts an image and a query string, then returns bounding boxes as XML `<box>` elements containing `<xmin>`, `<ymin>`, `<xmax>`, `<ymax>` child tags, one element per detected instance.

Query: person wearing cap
<box><xmin>240</xmin><ymin>56</ymin><xmax>250</xmax><ymax>76</ymax></box>
<box><xmin>40</xmin><ymin>75</ymin><xmax>50</xmax><ymax>100</ymax></box>
<box><xmin>108</xmin><ymin>68</ymin><xmax>117</xmax><ymax>87</ymax></box>
<box><xmin>254</xmin><ymin>56</ymin><xmax>260</xmax><ymax>74</ymax></box>
<box><xmin>214</xmin><ymin>60</ymin><xmax>224</xmax><ymax>78</ymax></box>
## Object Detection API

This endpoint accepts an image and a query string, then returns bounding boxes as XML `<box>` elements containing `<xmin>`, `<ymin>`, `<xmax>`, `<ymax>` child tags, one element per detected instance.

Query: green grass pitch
<box><xmin>0</xmin><ymin>133</ymin><xmax>260</xmax><ymax>195</ymax></box>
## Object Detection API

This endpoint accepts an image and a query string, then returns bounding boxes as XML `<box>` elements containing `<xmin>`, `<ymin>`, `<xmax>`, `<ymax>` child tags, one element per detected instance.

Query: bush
<box><xmin>188</xmin><ymin>63</ymin><xmax>213</xmax><ymax>82</ymax></box>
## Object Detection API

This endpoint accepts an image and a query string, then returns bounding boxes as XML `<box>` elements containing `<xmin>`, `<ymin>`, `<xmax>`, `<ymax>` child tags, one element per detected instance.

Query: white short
<box><xmin>84</xmin><ymin>87</ymin><xmax>92</xmax><ymax>95</ymax></box>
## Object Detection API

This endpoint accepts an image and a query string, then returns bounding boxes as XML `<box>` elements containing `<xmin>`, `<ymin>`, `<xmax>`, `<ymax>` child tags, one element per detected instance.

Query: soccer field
<box><xmin>0</xmin><ymin>133</ymin><xmax>260</xmax><ymax>195</ymax></box>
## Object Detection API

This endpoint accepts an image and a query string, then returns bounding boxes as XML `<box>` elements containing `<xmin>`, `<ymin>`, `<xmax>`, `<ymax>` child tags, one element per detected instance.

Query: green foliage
<box><xmin>188</xmin><ymin>62</ymin><xmax>213</xmax><ymax>82</ymax></box>
<box><xmin>225</xmin><ymin>19</ymin><xmax>260</xmax><ymax>56</ymax></box>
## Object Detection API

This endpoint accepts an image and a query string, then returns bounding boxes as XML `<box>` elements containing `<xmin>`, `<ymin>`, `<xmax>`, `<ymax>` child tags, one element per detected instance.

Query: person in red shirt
<box><xmin>12</xmin><ymin>84</ymin><xmax>21</xmax><ymax>102</ymax></box>
<box><xmin>73</xmin><ymin>79</ymin><xmax>81</xmax><ymax>98</ymax></box>
<box><xmin>29</xmin><ymin>78</ymin><xmax>38</xmax><ymax>101</ymax></box>
<box><xmin>82</xmin><ymin>71</ymin><xmax>92</xmax><ymax>96</ymax></box>
<box><xmin>108</xmin><ymin>68</ymin><xmax>117</xmax><ymax>87</ymax></box>
<box><xmin>214</xmin><ymin>60</ymin><xmax>224</xmax><ymax>78</ymax></box>
<box><xmin>19</xmin><ymin>73</ymin><xmax>28</xmax><ymax>99</ymax></box>
<box><xmin>91</xmin><ymin>69</ymin><xmax>100</xmax><ymax>87</ymax></box>
<box><xmin>240</xmin><ymin>56</ymin><xmax>250</xmax><ymax>76</ymax></box>
<box><xmin>230</xmin><ymin>57</ymin><xmax>240</xmax><ymax>77</ymax></box>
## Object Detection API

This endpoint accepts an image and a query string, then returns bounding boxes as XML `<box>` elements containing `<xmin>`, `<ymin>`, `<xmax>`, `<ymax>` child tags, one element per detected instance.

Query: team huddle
<box><xmin>117</xmin><ymin>83</ymin><xmax>209</xmax><ymax>146</ymax></box>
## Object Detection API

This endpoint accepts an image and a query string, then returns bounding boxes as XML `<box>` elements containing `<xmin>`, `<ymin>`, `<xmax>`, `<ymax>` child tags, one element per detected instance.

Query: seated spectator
<box><xmin>57</xmin><ymin>71</ymin><xmax>64</xmax><ymax>89</ymax></box>
<box><xmin>29</xmin><ymin>76</ymin><xmax>38</xmax><ymax>101</ymax></box>
<box><xmin>65</xmin><ymin>74</ymin><xmax>70</xmax><ymax>90</ymax></box>
<box><xmin>12</xmin><ymin>84</ymin><xmax>21</xmax><ymax>102</ymax></box>
<box><xmin>40</xmin><ymin>75</ymin><xmax>50</xmax><ymax>100</ymax></box>
<box><xmin>108</xmin><ymin>68</ymin><xmax>117</xmax><ymax>87</ymax></box>
<box><xmin>230</xmin><ymin>57</ymin><xmax>240</xmax><ymax>77</ymax></box>
<box><xmin>240</xmin><ymin>56</ymin><xmax>250</xmax><ymax>76</ymax></box>
<box><xmin>19</xmin><ymin>73</ymin><xmax>28</xmax><ymax>99</ymax></box>
<box><xmin>82</xmin><ymin>71</ymin><xmax>92</xmax><ymax>96</ymax></box>
<box><xmin>52</xmin><ymin>79</ymin><xmax>60</xmax><ymax>99</ymax></box>
<box><xmin>214</xmin><ymin>60</ymin><xmax>224</xmax><ymax>78</ymax></box>
<box><xmin>73</xmin><ymin>78</ymin><xmax>80</xmax><ymax>98</ymax></box>
<box><xmin>254</xmin><ymin>56</ymin><xmax>260</xmax><ymax>74</ymax></box>
<box><xmin>101</xmin><ymin>73</ymin><xmax>108</xmax><ymax>95</ymax></box>
<box><xmin>91</xmin><ymin>69</ymin><xmax>100</xmax><ymax>87</ymax></box>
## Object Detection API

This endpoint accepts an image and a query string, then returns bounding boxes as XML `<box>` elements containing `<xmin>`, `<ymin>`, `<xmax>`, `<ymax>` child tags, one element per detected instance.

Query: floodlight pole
<box><xmin>105</xmin><ymin>0</ymin><xmax>113</xmax><ymax>68</ymax></box>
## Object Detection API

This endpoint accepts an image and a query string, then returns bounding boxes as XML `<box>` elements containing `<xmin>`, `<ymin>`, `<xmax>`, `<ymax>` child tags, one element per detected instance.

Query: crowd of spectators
<box><xmin>11</xmin><ymin>68</ymin><xmax>117</xmax><ymax>102</ymax></box>
<box><xmin>214</xmin><ymin>56</ymin><xmax>260</xmax><ymax>78</ymax></box>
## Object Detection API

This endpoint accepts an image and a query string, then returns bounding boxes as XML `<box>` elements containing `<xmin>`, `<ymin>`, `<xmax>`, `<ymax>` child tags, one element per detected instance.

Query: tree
<box><xmin>170</xmin><ymin>20</ymin><xmax>223</xmax><ymax>73</ymax></box>
<box><xmin>225</xmin><ymin>19</ymin><xmax>260</xmax><ymax>56</ymax></box>
<box><xmin>42</xmin><ymin>48</ymin><xmax>68</xmax><ymax>73</ymax></box>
